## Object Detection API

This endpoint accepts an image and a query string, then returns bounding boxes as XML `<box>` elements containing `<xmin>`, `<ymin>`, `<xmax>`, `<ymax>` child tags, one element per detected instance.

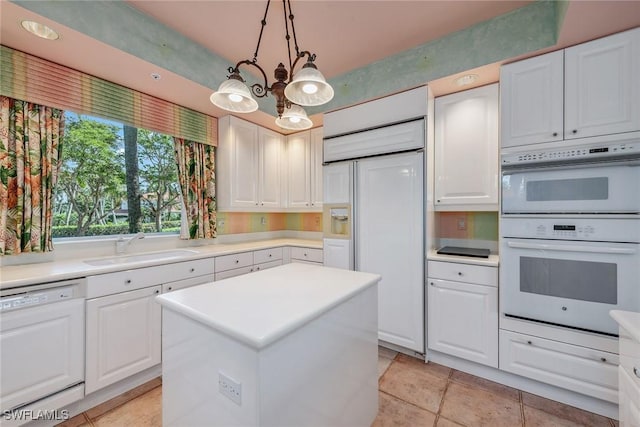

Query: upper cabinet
<box><xmin>286</xmin><ymin>128</ymin><xmax>323</xmax><ymax>211</ymax></box>
<box><xmin>501</xmin><ymin>27</ymin><xmax>640</xmax><ymax>148</ymax></box>
<box><xmin>217</xmin><ymin>116</ymin><xmax>284</xmax><ymax>211</ymax></box>
<box><xmin>434</xmin><ymin>84</ymin><xmax>499</xmax><ymax>211</ymax></box>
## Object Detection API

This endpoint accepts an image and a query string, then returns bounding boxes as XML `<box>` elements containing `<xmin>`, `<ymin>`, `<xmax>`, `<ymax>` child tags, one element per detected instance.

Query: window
<box><xmin>53</xmin><ymin>113</ymin><xmax>182</xmax><ymax>238</ymax></box>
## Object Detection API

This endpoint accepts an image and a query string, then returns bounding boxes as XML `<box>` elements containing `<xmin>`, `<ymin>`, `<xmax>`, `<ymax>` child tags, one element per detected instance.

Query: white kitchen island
<box><xmin>156</xmin><ymin>263</ymin><xmax>381</xmax><ymax>427</ymax></box>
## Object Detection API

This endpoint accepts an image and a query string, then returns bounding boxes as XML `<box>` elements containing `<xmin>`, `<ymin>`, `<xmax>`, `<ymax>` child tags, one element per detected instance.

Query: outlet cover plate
<box><xmin>219</xmin><ymin>372</ymin><xmax>242</xmax><ymax>405</ymax></box>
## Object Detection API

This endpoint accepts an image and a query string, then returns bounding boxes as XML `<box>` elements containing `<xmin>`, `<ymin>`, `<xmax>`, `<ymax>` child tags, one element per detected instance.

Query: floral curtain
<box><xmin>0</xmin><ymin>96</ymin><xmax>65</xmax><ymax>255</ymax></box>
<box><xmin>173</xmin><ymin>137</ymin><xmax>216</xmax><ymax>239</ymax></box>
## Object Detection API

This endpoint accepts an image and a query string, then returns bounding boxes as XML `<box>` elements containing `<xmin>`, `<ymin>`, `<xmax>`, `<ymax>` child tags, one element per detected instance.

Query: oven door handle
<box><xmin>507</xmin><ymin>241</ymin><xmax>636</xmax><ymax>254</ymax></box>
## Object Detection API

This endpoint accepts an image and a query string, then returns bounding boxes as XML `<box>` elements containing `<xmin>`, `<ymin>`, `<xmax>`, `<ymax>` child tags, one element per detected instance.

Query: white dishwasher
<box><xmin>0</xmin><ymin>278</ymin><xmax>85</xmax><ymax>420</ymax></box>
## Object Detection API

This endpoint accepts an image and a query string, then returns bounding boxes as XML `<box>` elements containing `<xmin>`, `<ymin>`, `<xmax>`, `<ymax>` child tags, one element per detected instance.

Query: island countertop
<box><xmin>156</xmin><ymin>263</ymin><xmax>381</xmax><ymax>350</ymax></box>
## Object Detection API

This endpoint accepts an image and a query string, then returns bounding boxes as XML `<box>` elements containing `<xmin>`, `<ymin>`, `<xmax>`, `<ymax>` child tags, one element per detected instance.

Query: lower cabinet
<box><xmin>427</xmin><ymin>260</ymin><xmax>498</xmax><ymax>367</ymax></box>
<box><xmin>499</xmin><ymin>329</ymin><xmax>619</xmax><ymax>403</ymax></box>
<box><xmin>85</xmin><ymin>286</ymin><xmax>162</xmax><ymax>394</ymax></box>
<box><xmin>619</xmin><ymin>366</ymin><xmax>640</xmax><ymax>426</ymax></box>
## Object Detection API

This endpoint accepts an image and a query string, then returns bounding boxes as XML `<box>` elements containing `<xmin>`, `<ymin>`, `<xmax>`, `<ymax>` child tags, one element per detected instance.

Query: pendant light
<box><xmin>210</xmin><ymin>0</ymin><xmax>333</xmax><ymax>130</ymax></box>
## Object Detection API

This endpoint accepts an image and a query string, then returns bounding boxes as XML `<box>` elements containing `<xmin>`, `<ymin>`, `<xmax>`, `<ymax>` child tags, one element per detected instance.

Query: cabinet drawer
<box><xmin>214</xmin><ymin>265</ymin><xmax>254</xmax><ymax>281</ymax></box>
<box><xmin>215</xmin><ymin>252</ymin><xmax>254</xmax><ymax>272</ymax></box>
<box><xmin>167</xmin><ymin>258</ymin><xmax>215</xmax><ymax>280</ymax></box>
<box><xmin>427</xmin><ymin>261</ymin><xmax>497</xmax><ymax>286</ymax></box>
<box><xmin>253</xmin><ymin>259</ymin><xmax>283</xmax><ymax>272</ymax></box>
<box><xmin>290</xmin><ymin>247</ymin><xmax>323</xmax><ymax>263</ymax></box>
<box><xmin>253</xmin><ymin>247</ymin><xmax>284</xmax><ymax>264</ymax></box>
<box><xmin>162</xmin><ymin>275</ymin><xmax>213</xmax><ymax>293</ymax></box>
<box><xmin>499</xmin><ymin>330</ymin><xmax>618</xmax><ymax>402</ymax></box>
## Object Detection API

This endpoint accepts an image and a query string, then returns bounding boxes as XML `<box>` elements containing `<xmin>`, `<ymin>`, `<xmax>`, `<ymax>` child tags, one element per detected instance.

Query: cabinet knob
<box><xmin>190</xmin><ymin>268</ymin><xmax>195</xmax><ymax>273</ymax></box>
<box><xmin>155</xmin><ymin>289</ymin><xmax>160</xmax><ymax>294</ymax></box>
<box><xmin>255</xmin><ymin>266</ymin><xmax>260</xmax><ymax>271</ymax></box>
<box><xmin>125</xmin><ymin>279</ymin><xmax>132</xmax><ymax>284</ymax></box>
<box><xmin>600</xmin><ymin>357</ymin><xmax>607</xmax><ymax>363</ymax></box>
<box><xmin>552</xmin><ymin>132</ymin><xmax>558</xmax><ymax>137</ymax></box>
<box><xmin>437</xmin><ymin>200</ymin><xmax>441</xmax><ymax>203</ymax></box>
<box><xmin>261</xmin><ymin>202</ymin><xmax>264</xmax><ymax>206</ymax></box>
<box><xmin>572</xmin><ymin>129</ymin><xmax>578</xmax><ymax>134</ymax></box>
<box><xmin>527</xmin><ymin>340</ymin><xmax>532</xmax><ymax>345</ymax></box>
<box><xmin>430</xmin><ymin>282</ymin><xmax>434</xmax><ymax>286</ymax></box>
<box><xmin>306</xmin><ymin>203</ymin><xmax>309</xmax><ymax>206</ymax></box>
<box><xmin>168</xmin><ymin>286</ymin><xmax>173</xmax><ymax>291</ymax></box>
<box><xmin>457</xmin><ymin>272</ymin><xmax>463</xmax><ymax>276</ymax></box>
<box><xmin>304</xmin><ymin>253</ymin><xmax>308</xmax><ymax>257</ymax></box>
<box><xmin>634</xmin><ymin>367</ymin><xmax>639</xmax><ymax>378</ymax></box>
<box><xmin>235</xmin><ymin>260</ymin><xmax>239</xmax><ymax>264</ymax></box>
<box><xmin>269</xmin><ymin>254</ymin><xmax>272</xmax><ymax>258</ymax></box>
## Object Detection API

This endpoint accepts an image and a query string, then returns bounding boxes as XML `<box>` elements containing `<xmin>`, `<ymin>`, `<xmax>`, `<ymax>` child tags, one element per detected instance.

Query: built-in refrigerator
<box><xmin>323</xmin><ymin>119</ymin><xmax>425</xmax><ymax>353</ymax></box>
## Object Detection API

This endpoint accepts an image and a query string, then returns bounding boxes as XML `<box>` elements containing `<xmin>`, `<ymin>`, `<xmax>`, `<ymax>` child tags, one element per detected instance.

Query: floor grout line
<box><xmin>519</xmin><ymin>390</ymin><xmax>526</xmax><ymax>427</ymax></box>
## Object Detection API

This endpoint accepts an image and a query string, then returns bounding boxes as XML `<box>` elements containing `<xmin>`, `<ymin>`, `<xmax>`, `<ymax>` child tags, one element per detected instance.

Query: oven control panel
<box><xmin>501</xmin><ymin>217</ymin><xmax>640</xmax><ymax>243</ymax></box>
<box><xmin>502</xmin><ymin>141</ymin><xmax>640</xmax><ymax>165</ymax></box>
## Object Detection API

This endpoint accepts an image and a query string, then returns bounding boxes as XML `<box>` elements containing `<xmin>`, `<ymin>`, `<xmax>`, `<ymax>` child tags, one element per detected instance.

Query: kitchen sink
<box><xmin>83</xmin><ymin>249</ymin><xmax>199</xmax><ymax>266</ymax></box>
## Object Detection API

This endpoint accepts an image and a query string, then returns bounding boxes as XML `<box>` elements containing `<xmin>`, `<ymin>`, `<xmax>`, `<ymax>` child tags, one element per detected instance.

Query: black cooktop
<box><xmin>436</xmin><ymin>246</ymin><xmax>490</xmax><ymax>258</ymax></box>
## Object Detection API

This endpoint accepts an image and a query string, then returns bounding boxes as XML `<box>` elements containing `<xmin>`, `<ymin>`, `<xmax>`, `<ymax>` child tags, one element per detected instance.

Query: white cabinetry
<box><xmin>499</xmin><ymin>329</ymin><xmax>619</xmax><ymax>403</ymax></box>
<box><xmin>501</xmin><ymin>28</ymin><xmax>640</xmax><ymax>148</ymax></box>
<box><xmin>85</xmin><ymin>286</ymin><xmax>161</xmax><ymax>394</ymax></box>
<box><xmin>217</xmin><ymin>116</ymin><xmax>284</xmax><ymax>211</ymax></box>
<box><xmin>434</xmin><ymin>84</ymin><xmax>499</xmax><ymax>210</ymax></box>
<box><xmin>427</xmin><ymin>261</ymin><xmax>498</xmax><ymax>367</ymax></box>
<box><xmin>287</xmin><ymin>128</ymin><xmax>323</xmax><ymax>211</ymax></box>
<box><xmin>85</xmin><ymin>258</ymin><xmax>214</xmax><ymax>394</ymax></box>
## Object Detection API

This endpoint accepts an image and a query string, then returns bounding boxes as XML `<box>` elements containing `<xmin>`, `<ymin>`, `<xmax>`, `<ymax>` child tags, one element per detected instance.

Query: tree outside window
<box><xmin>53</xmin><ymin>113</ymin><xmax>182</xmax><ymax>238</ymax></box>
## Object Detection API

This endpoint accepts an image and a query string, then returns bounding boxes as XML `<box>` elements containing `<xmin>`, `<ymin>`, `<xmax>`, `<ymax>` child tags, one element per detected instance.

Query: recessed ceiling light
<box><xmin>151</xmin><ymin>73</ymin><xmax>161</xmax><ymax>81</ymax></box>
<box><xmin>21</xmin><ymin>20</ymin><xmax>59</xmax><ymax>40</ymax></box>
<box><xmin>454</xmin><ymin>74</ymin><xmax>478</xmax><ymax>87</ymax></box>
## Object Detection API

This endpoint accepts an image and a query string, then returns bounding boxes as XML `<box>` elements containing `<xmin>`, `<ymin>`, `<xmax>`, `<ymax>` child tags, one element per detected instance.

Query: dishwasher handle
<box><xmin>507</xmin><ymin>241</ymin><xmax>636</xmax><ymax>255</ymax></box>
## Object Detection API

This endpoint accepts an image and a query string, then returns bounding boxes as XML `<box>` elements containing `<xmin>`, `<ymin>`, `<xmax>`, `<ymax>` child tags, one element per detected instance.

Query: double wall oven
<box><xmin>500</xmin><ymin>137</ymin><xmax>640</xmax><ymax>337</ymax></box>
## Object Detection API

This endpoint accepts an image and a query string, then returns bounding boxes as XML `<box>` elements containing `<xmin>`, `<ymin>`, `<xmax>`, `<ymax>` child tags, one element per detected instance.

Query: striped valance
<box><xmin>0</xmin><ymin>45</ymin><xmax>217</xmax><ymax>146</ymax></box>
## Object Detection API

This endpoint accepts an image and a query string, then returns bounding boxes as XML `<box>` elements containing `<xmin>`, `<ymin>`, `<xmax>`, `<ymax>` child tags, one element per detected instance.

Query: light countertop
<box><xmin>0</xmin><ymin>238</ymin><xmax>322</xmax><ymax>289</ymax></box>
<box><xmin>156</xmin><ymin>263</ymin><xmax>381</xmax><ymax>349</ymax></box>
<box><xmin>427</xmin><ymin>249</ymin><xmax>499</xmax><ymax>267</ymax></box>
<box><xmin>610</xmin><ymin>310</ymin><xmax>640</xmax><ymax>343</ymax></box>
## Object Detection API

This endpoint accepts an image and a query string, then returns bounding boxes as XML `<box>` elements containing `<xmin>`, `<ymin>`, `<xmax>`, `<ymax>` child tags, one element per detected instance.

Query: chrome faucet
<box><xmin>115</xmin><ymin>232</ymin><xmax>145</xmax><ymax>254</ymax></box>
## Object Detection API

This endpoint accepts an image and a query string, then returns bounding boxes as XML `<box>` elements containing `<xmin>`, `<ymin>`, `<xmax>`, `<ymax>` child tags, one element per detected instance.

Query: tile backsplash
<box><xmin>435</xmin><ymin>211</ymin><xmax>499</xmax><ymax>252</ymax></box>
<box><xmin>216</xmin><ymin>212</ymin><xmax>323</xmax><ymax>235</ymax></box>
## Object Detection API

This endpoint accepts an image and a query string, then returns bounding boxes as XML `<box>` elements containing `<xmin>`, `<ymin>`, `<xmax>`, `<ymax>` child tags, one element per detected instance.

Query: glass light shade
<box><xmin>284</xmin><ymin>66</ymin><xmax>334</xmax><ymax>106</ymax></box>
<box><xmin>275</xmin><ymin>104</ymin><xmax>313</xmax><ymax>130</ymax></box>
<box><xmin>210</xmin><ymin>78</ymin><xmax>258</xmax><ymax>113</ymax></box>
<box><xmin>21</xmin><ymin>20</ymin><xmax>59</xmax><ymax>40</ymax></box>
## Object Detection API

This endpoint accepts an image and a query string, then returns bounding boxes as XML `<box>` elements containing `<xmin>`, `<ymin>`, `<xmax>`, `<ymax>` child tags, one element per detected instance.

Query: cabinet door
<box><xmin>500</xmin><ymin>50</ymin><xmax>564</xmax><ymax>147</ymax></box>
<box><xmin>258</xmin><ymin>128</ymin><xmax>284</xmax><ymax>208</ymax></box>
<box><xmin>287</xmin><ymin>131</ymin><xmax>311</xmax><ymax>208</ymax></box>
<box><xmin>435</xmin><ymin>84</ymin><xmax>499</xmax><ymax>210</ymax></box>
<box><xmin>565</xmin><ymin>28</ymin><xmax>640</xmax><ymax>140</ymax></box>
<box><xmin>323</xmin><ymin>238</ymin><xmax>352</xmax><ymax>270</ymax></box>
<box><xmin>310</xmin><ymin>127</ymin><xmax>324</xmax><ymax>209</ymax></box>
<box><xmin>323</xmin><ymin>162</ymin><xmax>352</xmax><ymax>204</ymax></box>
<box><xmin>85</xmin><ymin>286</ymin><xmax>161</xmax><ymax>394</ymax></box>
<box><xmin>619</xmin><ymin>366</ymin><xmax>640</xmax><ymax>427</ymax></box>
<box><xmin>428</xmin><ymin>278</ymin><xmax>498</xmax><ymax>367</ymax></box>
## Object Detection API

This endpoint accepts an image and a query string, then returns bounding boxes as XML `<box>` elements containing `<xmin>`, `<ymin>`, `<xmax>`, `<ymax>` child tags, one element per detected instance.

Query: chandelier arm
<box><xmin>252</xmin><ymin>0</ymin><xmax>271</xmax><ymax>63</ymax></box>
<box><xmin>286</xmin><ymin>0</ymin><xmax>301</xmax><ymax>59</ymax></box>
<box><xmin>233</xmin><ymin>60</ymin><xmax>271</xmax><ymax>98</ymax></box>
<box><xmin>282</xmin><ymin>0</ymin><xmax>294</xmax><ymax>72</ymax></box>
<box><xmin>289</xmin><ymin>50</ymin><xmax>316</xmax><ymax>80</ymax></box>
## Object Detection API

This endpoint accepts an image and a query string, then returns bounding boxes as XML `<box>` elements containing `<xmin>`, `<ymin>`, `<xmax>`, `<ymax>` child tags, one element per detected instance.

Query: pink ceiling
<box><xmin>2</xmin><ymin>1</ymin><xmax>639</xmax><ymax>132</ymax></box>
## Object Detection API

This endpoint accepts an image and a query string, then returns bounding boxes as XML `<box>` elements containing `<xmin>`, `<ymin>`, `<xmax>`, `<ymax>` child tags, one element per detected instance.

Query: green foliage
<box><xmin>52</xmin><ymin>221</ymin><xmax>181</xmax><ymax>238</ymax></box>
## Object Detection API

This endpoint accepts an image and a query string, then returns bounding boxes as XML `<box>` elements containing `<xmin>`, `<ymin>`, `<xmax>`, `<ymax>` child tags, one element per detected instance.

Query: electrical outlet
<box><xmin>219</xmin><ymin>372</ymin><xmax>242</xmax><ymax>405</ymax></box>
<box><xmin>457</xmin><ymin>218</ymin><xmax>467</xmax><ymax>231</ymax></box>
<box><xmin>218</xmin><ymin>219</ymin><xmax>225</xmax><ymax>228</ymax></box>
<box><xmin>260</xmin><ymin>216</ymin><xmax>266</xmax><ymax>225</ymax></box>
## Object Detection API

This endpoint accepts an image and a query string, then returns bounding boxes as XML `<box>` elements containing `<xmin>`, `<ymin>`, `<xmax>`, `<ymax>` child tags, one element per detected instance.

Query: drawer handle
<box><xmin>190</xmin><ymin>268</ymin><xmax>195</xmax><ymax>273</ymax></box>
<box><xmin>125</xmin><ymin>279</ymin><xmax>132</xmax><ymax>284</ymax></box>
<box><xmin>634</xmin><ymin>367</ymin><xmax>639</xmax><ymax>378</ymax></box>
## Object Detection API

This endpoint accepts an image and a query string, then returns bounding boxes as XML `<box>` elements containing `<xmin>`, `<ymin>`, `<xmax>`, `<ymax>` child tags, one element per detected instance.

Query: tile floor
<box><xmin>58</xmin><ymin>348</ymin><xmax>619</xmax><ymax>427</ymax></box>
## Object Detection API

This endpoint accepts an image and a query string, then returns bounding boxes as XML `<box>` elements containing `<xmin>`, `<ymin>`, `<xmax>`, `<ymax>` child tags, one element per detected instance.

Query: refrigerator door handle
<box><xmin>352</xmin><ymin>160</ymin><xmax>358</xmax><ymax>271</ymax></box>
